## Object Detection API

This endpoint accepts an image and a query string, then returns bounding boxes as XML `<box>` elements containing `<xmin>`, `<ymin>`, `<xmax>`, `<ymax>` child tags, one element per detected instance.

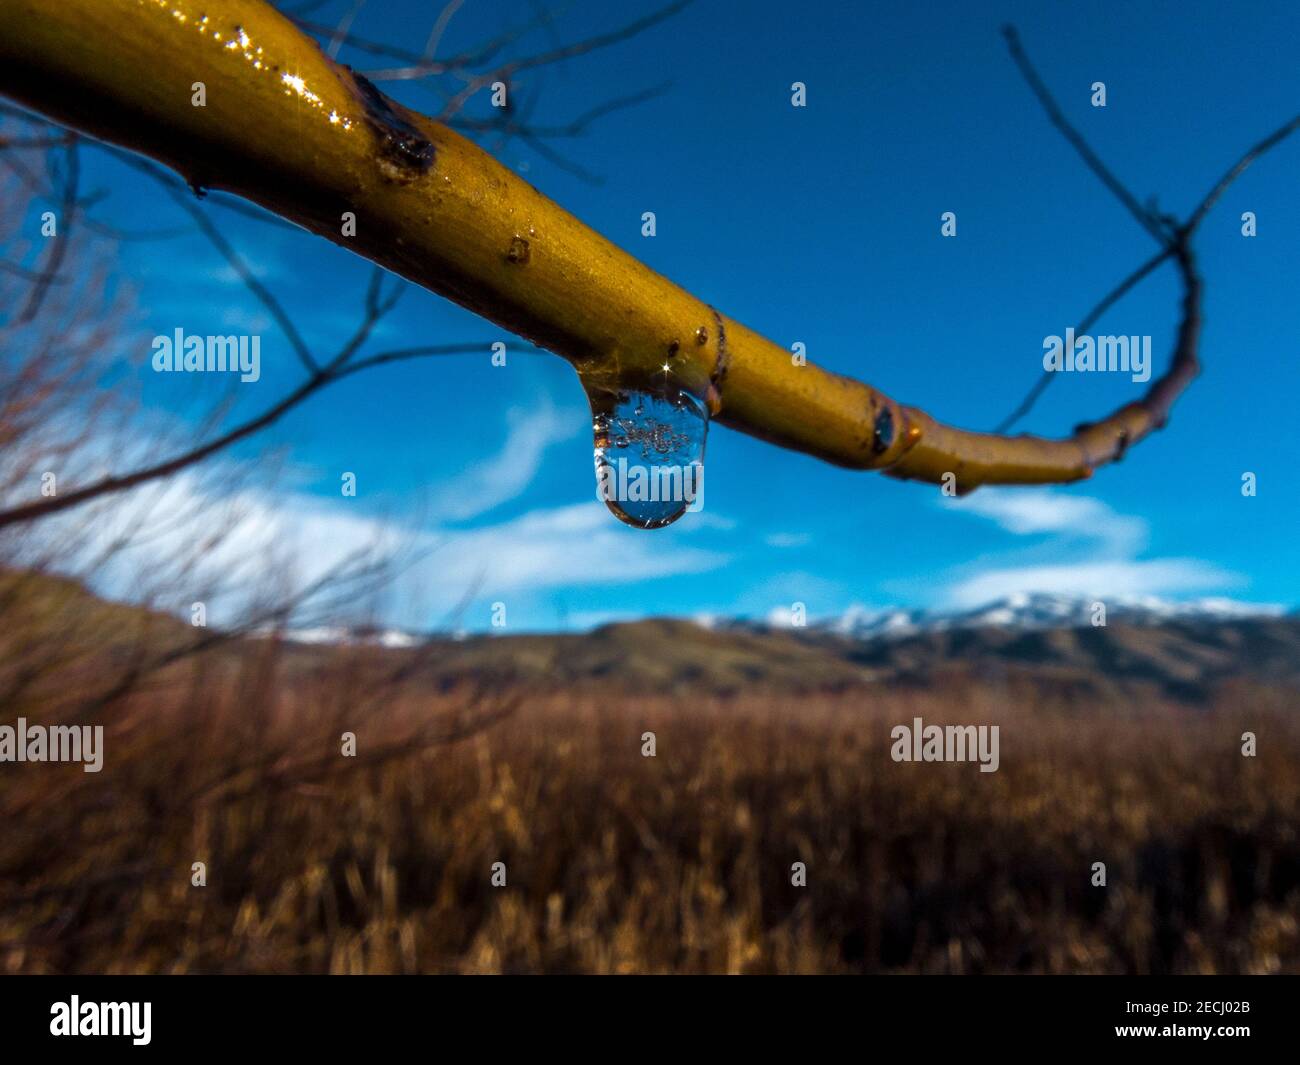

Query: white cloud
<box><xmin>689</xmin><ymin>510</ymin><xmax>738</xmax><ymax>531</ymax></box>
<box><xmin>566</xmin><ymin>608</ymin><xmax>653</xmax><ymax>631</ymax></box>
<box><xmin>207</xmin><ymin>257</ymin><xmax>277</xmax><ymax>286</ymax></box>
<box><xmin>944</xmin><ymin>488</ymin><xmax>1146</xmax><ymax>553</ymax></box>
<box><xmin>945</xmin><ymin>559</ymin><xmax>1242</xmax><ymax>609</ymax></box>
<box><xmin>432</xmin><ymin>401</ymin><xmax>583</xmax><ymax>522</ymax></box>
<box><xmin>939</xmin><ymin>488</ymin><xmax>1244</xmax><ymax>607</ymax></box>
<box><xmin>766</xmin><ymin>604</ymin><xmax>805</xmax><ymax>628</ymax></box>
<box><xmin>217</xmin><ymin>306</ymin><xmax>273</xmax><ymax>332</ymax></box>
<box><xmin>765</xmin><ymin>532</ymin><xmax>811</xmax><ymax>548</ymax></box>
<box><xmin>47</xmin><ymin>468</ymin><xmax>725</xmax><ymax>629</ymax></box>
<box><xmin>427</xmin><ymin>503</ymin><xmax>725</xmax><ymax>596</ymax></box>
<box><xmin>737</xmin><ymin>569</ymin><xmax>846</xmax><ymax>620</ymax></box>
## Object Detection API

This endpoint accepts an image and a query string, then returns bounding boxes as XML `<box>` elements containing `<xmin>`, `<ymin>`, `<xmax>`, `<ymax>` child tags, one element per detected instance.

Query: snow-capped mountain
<box><xmin>280</xmin><ymin>624</ymin><xmax>426</xmax><ymax>649</ymax></box>
<box><xmin>261</xmin><ymin>596</ymin><xmax>1298</xmax><ymax>699</ymax></box>
<box><xmin>281</xmin><ymin>593</ymin><xmax>1288</xmax><ymax>647</ymax></box>
<box><xmin>820</xmin><ymin>593</ymin><xmax>1286</xmax><ymax>641</ymax></box>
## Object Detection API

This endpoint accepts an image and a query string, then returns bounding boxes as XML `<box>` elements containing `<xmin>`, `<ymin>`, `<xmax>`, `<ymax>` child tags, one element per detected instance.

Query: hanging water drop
<box><xmin>590</xmin><ymin>387</ymin><xmax>708</xmax><ymax>529</ymax></box>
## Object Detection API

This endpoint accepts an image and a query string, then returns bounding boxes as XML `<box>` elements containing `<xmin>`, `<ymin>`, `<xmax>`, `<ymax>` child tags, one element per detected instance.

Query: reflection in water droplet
<box><xmin>591</xmin><ymin>388</ymin><xmax>708</xmax><ymax>530</ymax></box>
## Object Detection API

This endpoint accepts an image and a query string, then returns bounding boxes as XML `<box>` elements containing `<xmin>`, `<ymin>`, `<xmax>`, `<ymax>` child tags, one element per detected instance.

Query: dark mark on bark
<box><xmin>708</xmin><ymin>307</ymin><xmax>730</xmax><ymax>397</ymax></box>
<box><xmin>348</xmin><ymin>69</ymin><xmax>436</xmax><ymax>180</ymax></box>
<box><xmin>871</xmin><ymin>406</ymin><xmax>895</xmax><ymax>455</ymax></box>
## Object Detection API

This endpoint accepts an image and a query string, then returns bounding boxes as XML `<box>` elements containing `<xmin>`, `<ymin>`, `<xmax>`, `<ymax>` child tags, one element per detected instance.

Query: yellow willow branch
<box><xmin>0</xmin><ymin>0</ymin><xmax>1198</xmax><ymax>491</ymax></box>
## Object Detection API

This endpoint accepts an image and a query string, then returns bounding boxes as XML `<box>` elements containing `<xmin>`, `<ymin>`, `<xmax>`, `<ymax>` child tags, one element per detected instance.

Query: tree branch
<box><xmin>17</xmin><ymin>133</ymin><xmax>77</xmax><ymax>323</ymax></box>
<box><xmin>993</xmin><ymin>247</ymin><xmax>1173</xmax><ymax>434</ymax></box>
<box><xmin>0</xmin><ymin>0</ymin><xmax>1292</xmax><ymax>511</ymax></box>
<box><xmin>1000</xmin><ymin>25</ymin><xmax>1167</xmax><ymax>245</ymax></box>
<box><xmin>992</xmin><ymin>27</ymin><xmax>1300</xmax><ymax>434</ymax></box>
<box><xmin>0</xmin><ymin>334</ymin><xmax>495</xmax><ymax>529</ymax></box>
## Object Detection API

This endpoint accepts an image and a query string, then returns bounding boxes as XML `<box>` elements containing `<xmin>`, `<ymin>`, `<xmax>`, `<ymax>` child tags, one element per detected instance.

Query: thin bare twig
<box><xmin>994</xmin><ymin>247</ymin><xmax>1172</xmax><ymax>433</ymax></box>
<box><xmin>155</xmin><ymin>177</ymin><xmax>320</xmax><ymax>375</ymax></box>
<box><xmin>326</xmin><ymin>0</ymin><xmax>367</xmax><ymax>60</ymax></box>
<box><xmin>436</xmin><ymin>0</ymin><xmax>690</xmax><ymax>118</ymax></box>
<box><xmin>1001</xmin><ymin>25</ymin><xmax>1166</xmax><ymax>246</ymax></box>
<box><xmin>993</xmin><ymin>27</ymin><xmax>1300</xmax><ymax>433</ymax></box>
<box><xmin>1184</xmin><ymin>110</ymin><xmax>1300</xmax><ymax>235</ymax></box>
<box><xmin>17</xmin><ymin>134</ymin><xmax>76</xmax><ymax>323</ymax></box>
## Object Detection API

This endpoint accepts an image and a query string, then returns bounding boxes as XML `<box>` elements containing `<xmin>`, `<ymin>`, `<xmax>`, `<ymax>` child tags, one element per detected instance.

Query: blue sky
<box><xmin>61</xmin><ymin>0</ymin><xmax>1300</xmax><ymax>630</ymax></box>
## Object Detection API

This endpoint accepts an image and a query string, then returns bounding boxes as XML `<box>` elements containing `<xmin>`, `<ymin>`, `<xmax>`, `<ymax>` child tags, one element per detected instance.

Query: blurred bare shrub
<box><xmin>1</xmin><ymin>660</ymin><xmax>1296</xmax><ymax>974</ymax></box>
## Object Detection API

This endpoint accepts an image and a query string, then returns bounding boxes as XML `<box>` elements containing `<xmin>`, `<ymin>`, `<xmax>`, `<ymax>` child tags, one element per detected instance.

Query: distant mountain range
<box><xmin>288</xmin><ymin>593</ymin><xmax>1291</xmax><ymax>648</ymax></box>
<box><xmin>9</xmin><ymin>568</ymin><xmax>1292</xmax><ymax>705</ymax></box>
<box><xmin>283</xmin><ymin>594</ymin><xmax>1299</xmax><ymax>703</ymax></box>
<box><xmin>746</xmin><ymin>592</ymin><xmax>1290</xmax><ymax>641</ymax></box>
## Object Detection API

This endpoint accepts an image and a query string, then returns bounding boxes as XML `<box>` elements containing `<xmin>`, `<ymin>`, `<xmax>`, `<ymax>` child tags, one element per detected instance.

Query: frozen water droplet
<box><xmin>590</xmin><ymin>387</ymin><xmax>708</xmax><ymax>530</ymax></box>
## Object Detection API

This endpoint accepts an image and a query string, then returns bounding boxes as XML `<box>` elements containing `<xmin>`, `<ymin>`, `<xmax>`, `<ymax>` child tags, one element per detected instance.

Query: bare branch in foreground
<box><xmin>1</xmin><ymin>1</ymin><xmax>1296</xmax><ymax>514</ymax></box>
<box><xmin>992</xmin><ymin>26</ymin><xmax>1300</xmax><ymax>433</ymax></box>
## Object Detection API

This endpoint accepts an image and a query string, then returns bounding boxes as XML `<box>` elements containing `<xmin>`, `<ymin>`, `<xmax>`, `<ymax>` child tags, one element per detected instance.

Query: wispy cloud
<box><xmin>432</xmin><ymin>401</ymin><xmax>583</xmax><ymax>522</ymax></box>
<box><xmin>429</xmin><ymin>503</ymin><xmax>725</xmax><ymax>596</ymax></box>
<box><xmin>217</xmin><ymin>306</ymin><xmax>273</xmax><ymax>332</ymax></box>
<box><xmin>764</xmin><ymin>532</ymin><xmax>811</xmax><ymax>548</ymax></box>
<box><xmin>944</xmin><ymin>488</ymin><xmax>1146</xmax><ymax>554</ymax></box>
<box><xmin>740</xmin><ymin>569</ymin><xmax>847</xmax><ymax>621</ymax></box>
<box><xmin>944</xmin><ymin>559</ymin><xmax>1242</xmax><ymax>609</ymax></box>
<box><xmin>939</xmin><ymin>488</ymin><xmax>1243</xmax><ymax>607</ymax></box>
<box><xmin>57</xmin><ymin>469</ymin><xmax>726</xmax><ymax>629</ymax></box>
<box><xmin>207</xmin><ymin>259</ymin><xmax>277</xmax><ymax>286</ymax></box>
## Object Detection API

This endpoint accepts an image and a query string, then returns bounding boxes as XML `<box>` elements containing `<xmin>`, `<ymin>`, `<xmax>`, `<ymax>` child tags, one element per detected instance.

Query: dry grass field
<box><xmin>2</xmin><ymin>573</ymin><xmax>1297</xmax><ymax>974</ymax></box>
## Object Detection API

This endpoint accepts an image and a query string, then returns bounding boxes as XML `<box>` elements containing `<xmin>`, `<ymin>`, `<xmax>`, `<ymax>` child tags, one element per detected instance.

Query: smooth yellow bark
<box><xmin>0</xmin><ymin>0</ymin><xmax>1196</xmax><ymax>489</ymax></box>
